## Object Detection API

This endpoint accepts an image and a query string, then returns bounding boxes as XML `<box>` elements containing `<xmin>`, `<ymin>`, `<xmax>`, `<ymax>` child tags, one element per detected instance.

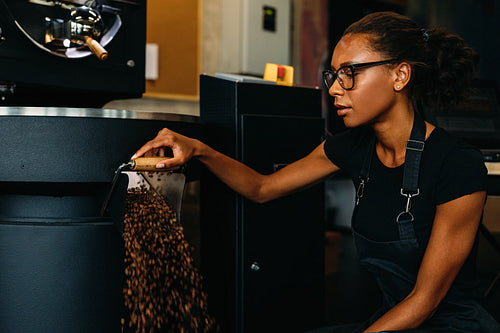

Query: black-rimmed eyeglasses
<box><xmin>322</xmin><ymin>59</ymin><xmax>399</xmax><ymax>90</ymax></box>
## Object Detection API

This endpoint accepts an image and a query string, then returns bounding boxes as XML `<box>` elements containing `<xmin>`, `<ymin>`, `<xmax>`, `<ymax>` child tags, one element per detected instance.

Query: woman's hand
<box><xmin>132</xmin><ymin>128</ymin><xmax>200</xmax><ymax>169</ymax></box>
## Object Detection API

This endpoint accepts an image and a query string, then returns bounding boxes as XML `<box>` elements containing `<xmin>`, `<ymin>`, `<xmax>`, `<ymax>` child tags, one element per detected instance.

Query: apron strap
<box><xmin>396</xmin><ymin>111</ymin><xmax>426</xmax><ymax>240</ymax></box>
<box><xmin>396</xmin><ymin>111</ymin><xmax>426</xmax><ymax>229</ymax></box>
<box><xmin>401</xmin><ymin>110</ymin><xmax>426</xmax><ymax>196</ymax></box>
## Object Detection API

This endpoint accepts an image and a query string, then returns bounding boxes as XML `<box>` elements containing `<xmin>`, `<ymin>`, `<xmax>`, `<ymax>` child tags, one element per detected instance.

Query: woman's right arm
<box><xmin>133</xmin><ymin>128</ymin><xmax>340</xmax><ymax>203</ymax></box>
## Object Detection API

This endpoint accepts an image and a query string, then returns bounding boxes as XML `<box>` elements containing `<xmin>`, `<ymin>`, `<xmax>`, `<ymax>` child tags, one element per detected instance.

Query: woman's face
<box><xmin>329</xmin><ymin>33</ymin><xmax>398</xmax><ymax>128</ymax></box>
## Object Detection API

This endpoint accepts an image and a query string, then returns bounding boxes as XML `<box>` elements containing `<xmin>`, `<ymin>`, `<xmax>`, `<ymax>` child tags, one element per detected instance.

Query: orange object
<box><xmin>263</xmin><ymin>63</ymin><xmax>294</xmax><ymax>86</ymax></box>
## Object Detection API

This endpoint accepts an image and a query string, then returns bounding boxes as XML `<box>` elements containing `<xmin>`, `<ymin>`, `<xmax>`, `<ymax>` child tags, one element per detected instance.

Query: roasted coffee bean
<box><xmin>122</xmin><ymin>186</ymin><xmax>218</xmax><ymax>332</ymax></box>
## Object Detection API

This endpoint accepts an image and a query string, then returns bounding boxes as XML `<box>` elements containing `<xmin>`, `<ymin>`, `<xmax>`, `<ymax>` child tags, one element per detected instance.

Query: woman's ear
<box><xmin>394</xmin><ymin>62</ymin><xmax>411</xmax><ymax>91</ymax></box>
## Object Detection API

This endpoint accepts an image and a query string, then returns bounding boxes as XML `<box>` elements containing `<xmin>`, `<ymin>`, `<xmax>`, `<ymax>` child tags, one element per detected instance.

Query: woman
<box><xmin>133</xmin><ymin>11</ymin><xmax>499</xmax><ymax>333</ymax></box>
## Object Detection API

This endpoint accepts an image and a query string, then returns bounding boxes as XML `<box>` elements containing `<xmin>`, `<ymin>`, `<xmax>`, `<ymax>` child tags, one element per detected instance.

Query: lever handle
<box><xmin>130</xmin><ymin>157</ymin><xmax>180</xmax><ymax>171</ymax></box>
<box><xmin>84</xmin><ymin>36</ymin><xmax>108</xmax><ymax>61</ymax></box>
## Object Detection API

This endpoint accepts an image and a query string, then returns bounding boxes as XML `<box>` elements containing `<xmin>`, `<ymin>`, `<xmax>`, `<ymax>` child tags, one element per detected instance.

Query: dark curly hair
<box><xmin>343</xmin><ymin>11</ymin><xmax>479</xmax><ymax>109</ymax></box>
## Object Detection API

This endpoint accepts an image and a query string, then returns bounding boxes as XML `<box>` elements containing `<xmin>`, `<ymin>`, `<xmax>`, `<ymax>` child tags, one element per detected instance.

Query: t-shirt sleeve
<box><xmin>323</xmin><ymin>127</ymin><xmax>372</xmax><ymax>176</ymax></box>
<box><xmin>434</xmin><ymin>143</ymin><xmax>488</xmax><ymax>205</ymax></box>
<box><xmin>323</xmin><ymin>128</ymin><xmax>366</xmax><ymax>171</ymax></box>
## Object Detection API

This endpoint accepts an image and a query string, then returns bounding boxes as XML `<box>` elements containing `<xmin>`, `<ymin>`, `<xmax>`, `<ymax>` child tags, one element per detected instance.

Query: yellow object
<box><xmin>263</xmin><ymin>63</ymin><xmax>294</xmax><ymax>86</ymax></box>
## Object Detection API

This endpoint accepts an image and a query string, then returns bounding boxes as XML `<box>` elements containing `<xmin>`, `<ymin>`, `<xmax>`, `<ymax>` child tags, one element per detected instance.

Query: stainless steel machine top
<box><xmin>0</xmin><ymin>106</ymin><xmax>198</xmax><ymax>122</ymax></box>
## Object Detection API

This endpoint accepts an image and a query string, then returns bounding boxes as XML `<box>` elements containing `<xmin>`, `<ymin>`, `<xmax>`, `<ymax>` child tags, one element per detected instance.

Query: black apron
<box><xmin>349</xmin><ymin>111</ymin><xmax>500</xmax><ymax>333</ymax></box>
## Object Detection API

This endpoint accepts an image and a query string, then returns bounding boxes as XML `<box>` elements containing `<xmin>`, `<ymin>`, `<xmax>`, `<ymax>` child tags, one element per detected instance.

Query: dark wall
<box><xmin>406</xmin><ymin>0</ymin><xmax>500</xmax><ymax>82</ymax></box>
<box><xmin>328</xmin><ymin>0</ymin><xmax>500</xmax><ymax>81</ymax></box>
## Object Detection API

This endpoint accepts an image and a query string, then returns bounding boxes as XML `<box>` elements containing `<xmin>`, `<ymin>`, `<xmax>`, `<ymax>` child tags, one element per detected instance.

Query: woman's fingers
<box><xmin>156</xmin><ymin>156</ymin><xmax>183</xmax><ymax>169</ymax></box>
<box><xmin>133</xmin><ymin>130</ymin><xmax>175</xmax><ymax>158</ymax></box>
<box><xmin>132</xmin><ymin>129</ymin><xmax>194</xmax><ymax>170</ymax></box>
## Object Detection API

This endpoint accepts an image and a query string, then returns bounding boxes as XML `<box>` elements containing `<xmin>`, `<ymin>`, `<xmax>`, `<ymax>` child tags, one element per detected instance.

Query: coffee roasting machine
<box><xmin>0</xmin><ymin>108</ymin><xmax>202</xmax><ymax>332</ymax></box>
<box><xmin>0</xmin><ymin>1</ymin><xmax>199</xmax><ymax>332</ymax></box>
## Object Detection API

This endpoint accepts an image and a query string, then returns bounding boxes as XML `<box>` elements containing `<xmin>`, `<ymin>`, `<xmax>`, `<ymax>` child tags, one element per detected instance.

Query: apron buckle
<box><xmin>406</xmin><ymin>139</ymin><xmax>425</xmax><ymax>151</ymax></box>
<box><xmin>397</xmin><ymin>189</ymin><xmax>420</xmax><ymax>222</ymax></box>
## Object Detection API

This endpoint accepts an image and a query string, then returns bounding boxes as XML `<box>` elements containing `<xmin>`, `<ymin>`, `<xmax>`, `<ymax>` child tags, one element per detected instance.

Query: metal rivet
<box><xmin>250</xmin><ymin>262</ymin><xmax>260</xmax><ymax>272</ymax></box>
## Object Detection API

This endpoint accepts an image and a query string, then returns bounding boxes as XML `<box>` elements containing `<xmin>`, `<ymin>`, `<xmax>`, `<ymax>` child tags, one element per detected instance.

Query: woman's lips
<box><xmin>337</xmin><ymin>107</ymin><xmax>350</xmax><ymax>117</ymax></box>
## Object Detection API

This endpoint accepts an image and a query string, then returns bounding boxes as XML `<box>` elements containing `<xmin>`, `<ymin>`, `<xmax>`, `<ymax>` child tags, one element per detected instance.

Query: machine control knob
<box><xmin>250</xmin><ymin>262</ymin><xmax>261</xmax><ymax>272</ymax></box>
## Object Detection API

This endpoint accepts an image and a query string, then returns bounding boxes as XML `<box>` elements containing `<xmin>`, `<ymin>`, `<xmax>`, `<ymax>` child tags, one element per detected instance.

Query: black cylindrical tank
<box><xmin>0</xmin><ymin>107</ymin><xmax>201</xmax><ymax>333</ymax></box>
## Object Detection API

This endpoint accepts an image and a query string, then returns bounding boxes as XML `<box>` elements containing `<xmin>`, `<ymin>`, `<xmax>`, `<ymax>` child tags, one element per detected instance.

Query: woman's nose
<box><xmin>328</xmin><ymin>79</ymin><xmax>344</xmax><ymax>96</ymax></box>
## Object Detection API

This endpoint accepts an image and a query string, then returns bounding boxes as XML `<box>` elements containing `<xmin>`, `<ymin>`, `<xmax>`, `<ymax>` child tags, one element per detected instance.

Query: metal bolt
<box><xmin>250</xmin><ymin>262</ymin><xmax>260</xmax><ymax>272</ymax></box>
<box><xmin>127</xmin><ymin>60</ymin><xmax>135</xmax><ymax>68</ymax></box>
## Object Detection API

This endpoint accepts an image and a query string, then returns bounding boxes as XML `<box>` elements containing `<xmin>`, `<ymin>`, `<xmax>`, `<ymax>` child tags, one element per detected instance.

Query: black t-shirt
<box><xmin>324</xmin><ymin>126</ymin><xmax>487</xmax><ymax>249</ymax></box>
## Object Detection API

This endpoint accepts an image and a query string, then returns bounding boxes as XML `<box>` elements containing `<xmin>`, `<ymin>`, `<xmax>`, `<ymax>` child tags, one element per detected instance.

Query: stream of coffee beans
<box><xmin>122</xmin><ymin>186</ymin><xmax>217</xmax><ymax>332</ymax></box>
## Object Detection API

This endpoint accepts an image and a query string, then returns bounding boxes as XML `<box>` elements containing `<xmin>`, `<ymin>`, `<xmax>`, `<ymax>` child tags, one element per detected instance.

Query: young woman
<box><xmin>132</xmin><ymin>11</ymin><xmax>499</xmax><ymax>333</ymax></box>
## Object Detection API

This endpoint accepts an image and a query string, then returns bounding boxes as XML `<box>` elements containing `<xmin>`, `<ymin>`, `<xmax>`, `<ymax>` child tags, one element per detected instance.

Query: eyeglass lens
<box><xmin>324</xmin><ymin>67</ymin><xmax>354</xmax><ymax>90</ymax></box>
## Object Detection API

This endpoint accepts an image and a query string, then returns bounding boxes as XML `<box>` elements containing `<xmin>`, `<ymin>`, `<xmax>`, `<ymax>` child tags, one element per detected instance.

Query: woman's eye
<box><xmin>339</xmin><ymin>68</ymin><xmax>353</xmax><ymax>77</ymax></box>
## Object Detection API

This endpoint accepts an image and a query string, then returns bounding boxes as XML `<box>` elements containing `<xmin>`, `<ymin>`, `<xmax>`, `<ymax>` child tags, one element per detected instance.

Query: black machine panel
<box><xmin>0</xmin><ymin>222</ymin><xmax>124</xmax><ymax>333</ymax></box>
<box><xmin>241</xmin><ymin>114</ymin><xmax>325</xmax><ymax>332</ymax></box>
<box><xmin>200</xmin><ymin>74</ymin><xmax>325</xmax><ymax>333</ymax></box>
<box><xmin>0</xmin><ymin>0</ymin><xmax>146</xmax><ymax>107</ymax></box>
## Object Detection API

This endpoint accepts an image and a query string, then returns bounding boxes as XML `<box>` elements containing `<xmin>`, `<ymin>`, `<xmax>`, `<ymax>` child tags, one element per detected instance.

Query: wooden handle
<box><xmin>84</xmin><ymin>36</ymin><xmax>108</xmax><ymax>61</ymax></box>
<box><xmin>131</xmin><ymin>157</ymin><xmax>179</xmax><ymax>171</ymax></box>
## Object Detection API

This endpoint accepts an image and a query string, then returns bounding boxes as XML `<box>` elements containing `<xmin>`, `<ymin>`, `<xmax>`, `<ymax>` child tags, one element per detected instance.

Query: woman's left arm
<box><xmin>363</xmin><ymin>190</ymin><xmax>486</xmax><ymax>332</ymax></box>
